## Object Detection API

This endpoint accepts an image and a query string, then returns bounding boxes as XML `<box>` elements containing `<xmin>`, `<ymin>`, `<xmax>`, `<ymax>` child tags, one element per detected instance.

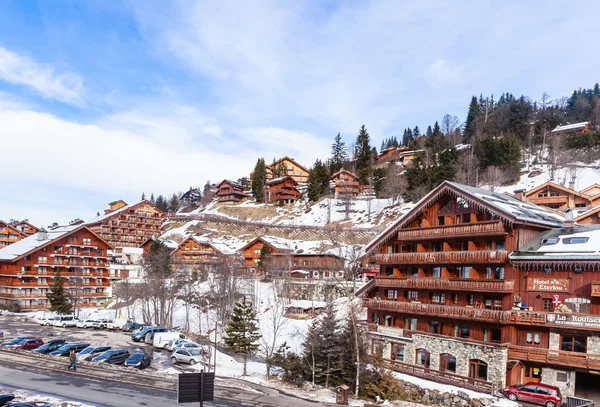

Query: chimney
<box><xmin>564</xmin><ymin>211</ymin><xmax>575</xmax><ymax>228</ymax></box>
<box><xmin>514</xmin><ymin>188</ymin><xmax>526</xmax><ymax>202</ymax></box>
<box><xmin>37</xmin><ymin>229</ymin><xmax>48</xmax><ymax>241</ymax></box>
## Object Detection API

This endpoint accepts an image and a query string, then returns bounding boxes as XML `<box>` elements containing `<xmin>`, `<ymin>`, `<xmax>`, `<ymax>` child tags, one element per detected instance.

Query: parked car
<box><xmin>107</xmin><ymin>319</ymin><xmax>129</xmax><ymax>330</ymax></box>
<box><xmin>52</xmin><ymin>315</ymin><xmax>79</xmax><ymax>328</ymax></box>
<box><xmin>92</xmin><ymin>319</ymin><xmax>112</xmax><ymax>330</ymax></box>
<box><xmin>5</xmin><ymin>402</ymin><xmax>52</xmax><ymax>407</ymax></box>
<box><xmin>122</xmin><ymin>322</ymin><xmax>144</xmax><ymax>333</ymax></box>
<box><xmin>0</xmin><ymin>331</ymin><xmax>3</xmax><ymax>339</ymax></box>
<box><xmin>49</xmin><ymin>343</ymin><xmax>90</xmax><ymax>357</ymax></box>
<box><xmin>12</xmin><ymin>338</ymin><xmax>44</xmax><ymax>350</ymax></box>
<box><xmin>124</xmin><ymin>352</ymin><xmax>152</xmax><ymax>369</ymax></box>
<box><xmin>131</xmin><ymin>326</ymin><xmax>167</xmax><ymax>342</ymax></box>
<box><xmin>0</xmin><ymin>336</ymin><xmax>34</xmax><ymax>347</ymax></box>
<box><xmin>0</xmin><ymin>393</ymin><xmax>15</xmax><ymax>406</ymax></box>
<box><xmin>503</xmin><ymin>383</ymin><xmax>562</xmax><ymax>407</ymax></box>
<box><xmin>36</xmin><ymin>316</ymin><xmax>57</xmax><ymax>326</ymax></box>
<box><xmin>92</xmin><ymin>349</ymin><xmax>131</xmax><ymax>365</ymax></box>
<box><xmin>76</xmin><ymin>345</ymin><xmax>112</xmax><ymax>361</ymax></box>
<box><xmin>171</xmin><ymin>348</ymin><xmax>207</xmax><ymax>365</ymax></box>
<box><xmin>32</xmin><ymin>339</ymin><xmax>66</xmax><ymax>354</ymax></box>
<box><xmin>76</xmin><ymin>319</ymin><xmax>97</xmax><ymax>329</ymax></box>
<box><xmin>153</xmin><ymin>332</ymin><xmax>185</xmax><ymax>349</ymax></box>
<box><xmin>173</xmin><ymin>341</ymin><xmax>201</xmax><ymax>351</ymax></box>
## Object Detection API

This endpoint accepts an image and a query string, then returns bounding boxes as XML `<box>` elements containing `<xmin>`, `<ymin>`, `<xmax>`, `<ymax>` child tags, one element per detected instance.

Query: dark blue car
<box><xmin>49</xmin><ymin>343</ymin><xmax>90</xmax><ymax>357</ymax></box>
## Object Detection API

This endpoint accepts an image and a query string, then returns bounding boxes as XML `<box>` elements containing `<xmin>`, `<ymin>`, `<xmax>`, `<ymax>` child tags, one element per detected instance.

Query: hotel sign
<box><xmin>546</xmin><ymin>313</ymin><xmax>600</xmax><ymax>329</ymax></box>
<box><xmin>527</xmin><ymin>277</ymin><xmax>569</xmax><ymax>292</ymax></box>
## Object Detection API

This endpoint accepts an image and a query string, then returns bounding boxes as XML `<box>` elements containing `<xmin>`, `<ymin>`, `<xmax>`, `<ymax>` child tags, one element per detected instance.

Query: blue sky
<box><xmin>0</xmin><ymin>0</ymin><xmax>599</xmax><ymax>226</ymax></box>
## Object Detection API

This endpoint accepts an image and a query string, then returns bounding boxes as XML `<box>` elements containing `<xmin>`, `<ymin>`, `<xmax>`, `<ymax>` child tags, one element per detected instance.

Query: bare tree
<box><xmin>206</xmin><ymin>256</ymin><xmax>243</xmax><ymax>325</ymax></box>
<box><xmin>481</xmin><ymin>166</ymin><xmax>508</xmax><ymax>192</ymax></box>
<box><xmin>381</xmin><ymin>165</ymin><xmax>407</xmax><ymax>204</ymax></box>
<box><xmin>260</xmin><ymin>296</ymin><xmax>289</xmax><ymax>378</ymax></box>
<box><xmin>442</xmin><ymin>114</ymin><xmax>461</xmax><ymax>146</ymax></box>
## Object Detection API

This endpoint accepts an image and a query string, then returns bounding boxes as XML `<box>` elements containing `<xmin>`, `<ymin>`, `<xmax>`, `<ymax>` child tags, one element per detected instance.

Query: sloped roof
<box><xmin>86</xmin><ymin>200</ymin><xmax>162</xmax><ymax>225</ymax></box>
<box><xmin>580</xmin><ymin>183</ymin><xmax>600</xmax><ymax>196</ymax></box>
<box><xmin>268</xmin><ymin>156</ymin><xmax>310</xmax><ymax>174</ymax></box>
<box><xmin>217</xmin><ymin>179</ymin><xmax>244</xmax><ymax>189</ymax></box>
<box><xmin>266</xmin><ymin>176</ymin><xmax>298</xmax><ymax>185</ymax></box>
<box><xmin>12</xmin><ymin>220</ymin><xmax>39</xmax><ymax>233</ymax></box>
<box><xmin>525</xmin><ymin>181</ymin><xmax>590</xmax><ymax>200</ymax></box>
<box><xmin>173</xmin><ymin>235</ymin><xmax>236</xmax><ymax>256</ymax></box>
<box><xmin>139</xmin><ymin>236</ymin><xmax>179</xmax><ymax>250</ymax></box>
<box><xmin>0</xmin><ymin>221</ymin><xmax>26</xmax><ymax>238</ymax></box>
<box><xmin>0</xmin><ymin>225</ymin><xmax>114</xmax><ymax>262</ymax></box>
<box><xmin>365</xmin><ymin>181</ymin><xmax>564</xmax><ymax>252</ymax></box>
<box><xmin>331</xmin><ymin>169</ymin><xmax>359</xmax><ymax>180</ymax></box>
<box><xmin>510</xmin><ymin>225</ymin><xmax>600</xmax><ymax>261</ymax></box>
<box><xmin>575</xmin><ymin>205</ymin><xmax>600</xmax><ymax>222</ymax></box>
<box><xmin>239</xmin><ymin>236</ymin><xmax>292</xmax><ymax>252</ymax></box>
<box><xmin>551</xmin><ymin>121</ymin><xmax>590</xmax><ymax>133</ymax></box>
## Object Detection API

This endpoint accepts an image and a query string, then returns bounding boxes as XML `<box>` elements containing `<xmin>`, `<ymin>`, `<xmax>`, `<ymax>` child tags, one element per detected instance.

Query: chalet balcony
<box><xmin>0</xmin><ymin>292</ymin><xmax>47</xmax><ymax>299</ymax></box>
<box><xmin>374</xmin><ymin>250</ymin><xmax>508</xmax><ymax>265</ymax></box>
<box><xmin>363</xmin><ymin>299</ymin><xmax>511</xmax><ymax>323</ymax></box>
<box><xmin>373</xmin><ymin>276</ymin><xmax>515</xmax><ymax>293</ymax></box>
<box><xmin>508</xmin><ymin>345</ymin><xmax>600</xmax><ymax>370</ymax></box>
<box><xmin>529</xmin><ymin>195</ymin><xmax>568</xmax><ymax>205</ymax></box>
<box><xmin>396</xmin><ymin>221</ymin><xmax>507</xmax><ymax>241</ymax></box>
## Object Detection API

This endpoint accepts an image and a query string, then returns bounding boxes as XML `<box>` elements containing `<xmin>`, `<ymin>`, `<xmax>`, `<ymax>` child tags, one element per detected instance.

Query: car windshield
<box><xmin>128</xmin><ymin>353</ymin><xmax>143</xmax><ymax>361</ymax></box>
<box><xmin>79</xmin><ymin>347</ymin><xmax>94</xmax><ymax>354</ymax></box>
<box><xmin>96</xmin><ymin>351</ymin><xmax>113</xmax><ymax>358</ymax></box>
<box><xmin>189</xmin><ymin>349</ymin><xmax>201</xmax><ymax>356</ymax></box>
<box><xmin>56</xmin><ymin>344</ymin><xmax>73</xmax><ymax>352</ymax></box>
<box><xmin>17</xmin><ymin>339</ymin><xmax>29</xmax><ymax>345</ymax></box>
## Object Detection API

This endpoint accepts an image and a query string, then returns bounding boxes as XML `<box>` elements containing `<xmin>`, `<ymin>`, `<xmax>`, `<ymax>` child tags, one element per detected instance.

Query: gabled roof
<box><xmin>12</xmin><ymin>220</ymin><xmax>40</xmax><ymax>233</ymax></box>
<box><xmin>0</xmin><ymin>225</ymin><xmax>114</xmax><ymax>262</ymax></box>
<box><xmin>239</xmin><ymin>236</ymin><xmax>292</xmax><ymax>253</ymax></box>
<box><xmin>139</xmin><ymin>236</ymin><xmax>179</xmax><ymax>250</ymax></box>
<box><xmin>217</xmin><ymin>179</ymin><xmax>244</xmax><ymax>190</ymax></box>
<box><xmin>267</xmin><ymin>176</ymin><xmax>298</xmax><ymax>185</ymax></box>
<box><xmin>365</xmin><ymin>181</ymin><xmax>564</xmax><ymax>252</ymax></box>
<box><xmin>86</xmin><ymin>200</ymin><xmax>163</xmax><ymax>225</ymax></box>
<box><xmin>108</xmin><ymin>199</ymin><xmax>128</xmax><ymax>207</ymax></box>
<box><xmin>575</xmin><ymin>205</ymin><xmax>600</xmax><ymax>222</ymax></box>
<box><xmin>580</xmin><ymin>183</ymin><xmax>600</xmax><ymax>197</ymax></box>
<box><xmin>551</xmin><ymin>121</ymin><xmax>590</xmax><ymax>133</ymax></box>
<box><xmin>0</xmin><ymin>221</ymin><xmax>26</xmax><ymax>238</ymax></box>
<box><xmin>331</xmin><ymin>169</ymin><xmax>359</xmax><ymax>180</ymax></box>
<box><xmin>525</xmin><ymin>181</ymin><xmax>590</xmax><ymax>200</ymax></box>
<box><xmin>172</xmin><ymin>235</ymin><xmax>235</xmax><ymax>256</ymax></box>
<box><xmin>268</xmin><ymin>156</ymin><xmax>310</xmax><ymax>174</ymax></box>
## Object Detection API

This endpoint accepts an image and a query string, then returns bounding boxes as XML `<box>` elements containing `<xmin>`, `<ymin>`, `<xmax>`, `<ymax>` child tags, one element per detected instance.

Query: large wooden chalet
<box><xmin>524</xmin><ymin>181</ymin><xmax>600</xmax><ymax>210</ymax></box>
<box><xmin>216</xmin><ymin>180</ymin><xmax>247</xmax><ymax>203</ymax></box>
<box><xmin>0</xmin><ymin>225</ymin><xmax>114</xmax><ymax>310</ymax></box>
<box><xmin>239</xmin><ymin>236</ymin><xmax>290</xmax><ymax>269</ymax></box>
<box><xmin>251</xmin><ymin>156</ymin><xmax>310</xmax><ymax>185</ymax></box>
<box><xmin>267</xmin><ymin>176</ymin><xmax>301</xmax><ymax>205</ymax></box>
<box><xmin>331</xmin><ymin>170</ymin><xmax>360</xmax><ymax>198</ymax></box>
<box><xmin>360</xmin><ymin>181</ymin><xmax>564</xmax><ymax>394</ymax></box>
<box><xmin>0</xmin><ymin>221</ymin><xmax>25</xmax><ymax>248</ymax></box>
<box><xmin>86</xmin><ymin>200</ymin><xmax>164</xmax><ymax>250</ymax></box>
<box><xmin>170</xmin><ymin>236</ymin><xmax>232</xmax><ymax>268</ymax></box>
<box><xmin>12</xmin><ymin>220</ymin><xmax>40</xmax><ymax>237</ymax></box>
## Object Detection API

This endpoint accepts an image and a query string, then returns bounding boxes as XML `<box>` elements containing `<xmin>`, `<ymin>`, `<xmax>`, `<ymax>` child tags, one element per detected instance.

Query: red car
<box><xmin>13</xmin><ymin>338</ymin><xmax>44</xmax><ymax>350</ymax></box>
<box><xmin>504</xmin><ymin>383</ymin><xmax>562</xmax><ymax>407</ymax></box>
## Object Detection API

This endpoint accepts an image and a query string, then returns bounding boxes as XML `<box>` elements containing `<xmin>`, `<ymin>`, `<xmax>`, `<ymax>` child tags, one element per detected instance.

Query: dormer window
<box><xmin>541</xmin><ymin>238</ymin><xmax>559</xmax><ymax>245</ymax></box>
<box><xmin>563</xmin><ymin>237</ymin><xmax>589</xmax><ymax>244</ymax></box>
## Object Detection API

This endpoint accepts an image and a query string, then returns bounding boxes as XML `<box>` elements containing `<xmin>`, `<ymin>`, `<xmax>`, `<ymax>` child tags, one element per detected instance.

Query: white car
<box><xmin>37</xmin><ymin>316</ymin><xmax>58</xmax><ymax>326</ymax></box>
<box><xmin>76</xmin><ymin>319</ymin><xmax>97</xmax><ymax>329</ymax></box>
<box><xmin>173</xmin><ymin>342</ymin><xmax>201</xmax><ymax>351</ymax></box>
<box><xmin>171</xmin><ymin>348</ymin><xmax>209</xmax><ymax>365</ymax></box>
<box><xmin>52</xmin><ymin>315</ymin><xmax>79</xmax><ymax>328</ymax></box>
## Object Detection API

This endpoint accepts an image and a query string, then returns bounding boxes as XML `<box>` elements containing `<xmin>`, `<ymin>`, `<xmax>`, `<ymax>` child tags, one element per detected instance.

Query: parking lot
<box><xmin>0</xmin><ymin>315</ymin><xmax>174</xmax><ymax>371</ymax></box>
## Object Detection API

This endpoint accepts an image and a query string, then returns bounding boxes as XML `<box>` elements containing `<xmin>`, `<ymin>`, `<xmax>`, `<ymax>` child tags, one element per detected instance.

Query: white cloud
<box><xmin>0</xmin><ymin>46</ymin><xmax>83</xmax><ymax>105</ymax></box>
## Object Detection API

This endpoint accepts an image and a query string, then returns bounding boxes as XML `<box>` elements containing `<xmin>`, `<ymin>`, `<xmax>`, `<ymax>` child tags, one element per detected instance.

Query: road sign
<box><xmin>177</xmin><ymin>371</ymin><xmax>215</xmax><ymax>405</ymax></box>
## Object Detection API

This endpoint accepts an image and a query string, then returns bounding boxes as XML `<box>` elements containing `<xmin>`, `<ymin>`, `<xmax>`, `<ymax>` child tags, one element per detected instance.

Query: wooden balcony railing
<box><xmin>592</xmin><ymin>282</ymin><xmax>600</xmax><ymax>297</ymax></box>
<box><xmin>385</xmin><ymin>359</ymin><xmax>494</xmax><ymax>394</ymax></box>
<box><xmin>363</xmin><ymin>299</ymin><xmax>511</xmax><ymax>323</ymax></box>
<box><xmin>374</xmin><ymin>276</ymin><xmax>515</xmax><ymax>293</ymax></box>
<box><xmin>529</xmin><ymin>195</ymin><xmax>568</xmax><ymax>204</ymax></box>
<box><xmin>0</xmin><ymin>292</ymin><xmax>47</xmax><ymax>299</ymax></box>
<box><xmin>396</xmin><ymin>221</ymin><xmax>506</xmax><ymax>240</ymax></box>
<box><xmin>374</xmin><ymin>250</ymin><xmax>508</xmax><ymax>265</ymax></box>
<box><xmin>508</xmin><ymin>345</ymin><xmax>600</xmax><ymax>370</ymax></box>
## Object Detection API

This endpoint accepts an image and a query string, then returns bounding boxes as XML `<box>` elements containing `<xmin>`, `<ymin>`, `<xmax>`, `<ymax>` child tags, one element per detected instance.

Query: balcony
<box><xmin>374</xmin><ymin>250</ymin><xmax>508</xmax><ymax>265</ymax></box>
<box><xmin>374</xmin><ymin>276</ymin><xmax>515</xmax><ymax>293</ymax></box>
<box><xmin>396</xmin><ymin>221</ymin><xmax>507</xmax><ymax>241</ymax></box>
<box><xmin>508</xmin><ymin>345</ymin><xmax>600</xmax><ymax>370</ymax></box>
<box><xmin>363</xmin><ymin>299</ymin><xmax>511</xmax><ymax>323</ymax></box>
<box><xmin>529</xmin><ymin>195</ymin><xmax>568</xmax><ymax>205</ymax></box>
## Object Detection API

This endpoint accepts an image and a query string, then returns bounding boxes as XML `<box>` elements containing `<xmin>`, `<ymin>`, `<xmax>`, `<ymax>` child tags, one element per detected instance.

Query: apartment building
<box><xmin>0</xmin><ymin>221</ymin><xmax>25</xmax><ymax>248</ymax></box>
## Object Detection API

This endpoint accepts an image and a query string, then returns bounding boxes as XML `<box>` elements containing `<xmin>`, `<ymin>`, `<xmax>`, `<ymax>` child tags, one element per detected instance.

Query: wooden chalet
<box><xmin>360</xmin><ymin>180</ymin><xmax>564</xmax><ymax>393</ymax></box>
<box><xmin>331</xmin><ymin>170</ymin><xmax>360</xmax><ymax>198</ymax></box>
<box><xmin>267</xmin><ymin>176</ymin><xmax>301</xmax><ymax>205</ymax></box>
<box><xmin>216</xmin><ymin>180</ymin><xmax>247</xmax><ymax>203</ymax></box>
<box><xmin>139</xmin><ymin>237</ymin><xmax>179</xmax><ymax>256</ymax></box>
<box><xmin>239</xmin><ymin>236</ymin><xmax>291</xmax><ymax>269</ymax></box>
<box><xmin>525</xmin><ymin>181</ymin><xmax>592</xmax><ymax>210</ymax></box>
<box><xmin>86</xmin><ymin>200</ymin><xmax>164</xmax><ymax>250</ymax></box>
<box><xmin>575</xmin><ymin>206</ymin><xmax>600</xmax><ymax>225</ymax></box>
<box><xmin>0</xmin><ymin>225</ymin><xmax>114</xmax><ymax>310</ymax></box>
<box><xmin>251</xmin><ymin>156</ymin><xmax>310</xmax><ymax>185</ymax></box>
<box><xmin>580</xmin><ymin>183</ymin><xmax>600</xmax><ymax>198</ymax></box>
<box><xmin>269</xmin><ymin>253</ymin><xmax>343</xmax><ymax>273</ymax></box>
<box><xmin>0</xmin><ymin>221</ymin><xmax>25</xmax><ymax>248</ymax></box>
<box><xmin>374</xmin><ymin>146</ymin><xmax>422</xmax><ymax>169</ymax></box>
<box><xmin>12</xmin><ymin>220</ymin><xmax>39</xmax><ymax>237</ymax></box>
<box><xmin>170</xmin><ymin>236</ymin><xmax>231</xmax><ymax>267</ymax></box>
<box><xmin>550</xmin><ymin>121</ymin><xmax>593</xmax><ymax>135</ymax></box>
<box><xmin>508</xmin><ymin>225</ymin><xmax>600</xmax><ymax>397</ymax></box>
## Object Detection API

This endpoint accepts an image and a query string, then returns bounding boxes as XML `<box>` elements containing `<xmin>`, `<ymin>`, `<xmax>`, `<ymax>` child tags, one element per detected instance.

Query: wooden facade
<box><xmin>216</xmin><ymin>180</ymin><xmax>247</xmax><ymax>203</ymax></box>
<box><xmin>362</xmin><ymin>181</ymin><xmax>564</xmax><ymax>393</ymax></box>
<box><xmin>0</xmin><ymin>221</ymin><xmax>25</xmax><ymax>248</ymax></box>
<box><xmin>331</xmin><ymin>170</ymin><xmax>360</xmax><ymax>198</ymax></box>
<box><xmin>269</xmin><ymin>253</ymin><xmax>343</xmax><ymax>271</ymax></box>
<box><xmin>525</xmin><ymin>182</ymin><xmax>591</xmax><ymax>210</ymax></box>
<box><xmin>171</xmin><ymin>236</ymin><xmax>226</xmax><ymax>266</ymax></box>
<box><xmin>12</xmin><ymin>220</ymin><xmax>39</xmax><ymax>236</ymax></box>
<box><xmin>251</xmin><ymin>156</ymin><xmax>310</xmax><ymax>185</ymax></box>
<box><xmin>575</xmin><ymin>206</ymin><xmax>600</xmax><ymax>225</ymax></box>
<box><xmin>0</xmin><ymin>226</ymin><xmax>114</xmax><ymax>310</ymax></box>
<box><xmin>267</xmin><ymin>176</ymin><xmax>301</xmax><ymax>205</ymax></box>
<box><xmin>239</xmin><ymin>237</ymin><xmax>290</xmax><ymax>268</ymax></box>
<box><xmin>87</xmin><ymin>200</ymin><xmax>164</xmax><ymax>249</ymax></box>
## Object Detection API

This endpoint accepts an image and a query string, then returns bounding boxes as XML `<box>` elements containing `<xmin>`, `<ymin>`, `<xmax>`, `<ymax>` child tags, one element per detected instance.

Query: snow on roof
<box><xmin>86</xmin><ymin>200</ymin><xmax>147</xmax><ymax>225</ymax></box>
<box><xmin>0</xmin><ymin>224</ymin><xmax>81</xmax><ymax>261</ymax></box>
<box><xmin>510</xmin><ymin>225</ymin><xmax>600</xmax><ymax>260</ymax></box>
<box><xmin>285</xmin><ymin>299</ymin><xmax>328</xmax><ymax>309</ymax></box>
<box><xmin>551</xmin><ymin>121</ymin><xmax>590</xmax><ymax>133</ymax></box>
<box><xmin>218</xmin><ymin>179</ymin><xmax>244</xmax><ymax>189</ymax></box>
<box><xmin>266</xmin><ymin>176</ymin><xmax>296</xmax><ymax>185</ymax></box>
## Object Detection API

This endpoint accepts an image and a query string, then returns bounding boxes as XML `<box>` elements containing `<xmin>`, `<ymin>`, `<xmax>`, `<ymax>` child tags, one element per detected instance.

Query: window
<box><xmin>458</xmin><ymin>266</ymin><xmax>471</xmax><ymax>278</ymax></box>
<box><xmin>462</xmin><ymin>213</ymin><xmax>471</xmax><ymax>223</ymax></box>
<box><xmin>484</xmin><ymin>296</ymin><xmax>502</xmax><ymax>309</ymax></box>
<box><xmin>82</xmin><ymin>237</ymin><xmax>91</xmax><ymax>245</ymax></box>
<box><xmin>486</xmin><ymin>267</ymin><xmax>504</xmax><ymax>279</ymax></box>
<box><xmin>430</xmin><ymin>292</ymin><xmax>445</xmax><ymax>304</ymax></box>
<box><xmin>416</xmin><ymin>349</ymin><xmax>430</xmax><ymax>368</ymax></box>
<box><xmin>460</xmin><ymin>324</ymin><xmax>470</xmax><ymax>338</ymax></box>
<box><xmin>432</xmin><ymin>267</ymin><xmax>441</xmax><ymax>278</ymax></box>
<box><xmin>432</xmin><ymin>242</ymin><xmax>442</xmax><ymax>252</ymax></box>
<box><xmin>391</xmin><ymin>343</ymin><xmax>404</xmax><ymax>361</ymax></box>
<box><xmin>467</xmin><ymin>294</ymin><xmax>474</xmax><ymax>306</ymax></box>
<box><xmin>565</xmin><ymin>297</ymin><xmax>591</xmax><ymax>313</ymax></box>
<box><xmin>410</xmin><ymin>267</ymin><xmax>419</xmax><ymax>277</ymax></box>
<box><xmin>406</xmin><ymin>290</ymin><xmax>418</xmax><ymax>301</ymax></box>
<box><xmin>526</xmin><ymin>332</ymin><xmax>541</xmax><ymax>345</ymax></box>
<box><xmin>452</xmin><ymin>293</ymin><xmax>458</xmax><ymax>304</ymax></box>
<box><xmin>440</xmin><ymin>353</ymin><xmax>456</xmax><ymax>373</ymax></box>
<box><xmin>405</xmin><ymin>318</ymin><xmax>417</xmax><ymax>331</ymax></box>
<box><xmin>38</xmin><ymin>256</ymin><xmax>47</xmax><ymax>264</ymax></box>
<box><xmin>430</xmin><ymin>321</ymin><xmax>442</xmax><ymax>334</ymax></box>
<box><xmin>575</xmin><ymin>203</ymin><xmax>587</xmax><ymax>208</ymax></box>
<box><xmin>384</xmin><ymin>315</ymin><xmax>393</xmax><ymax>326</ymax></box>
<box><xmin>542</xmin><ymin>299</ymin><xmax>553</xmax><ymax>311</ymax></box>
<box><xmin>541</xmin><ymin>238</ymin><xmax>559</xmax><ymax>245</ymax></box>
<box><xmin>469</xmin><ymin>359</ymin><xmax>488</xmax><ymax>381</ymax></box>
<box><xmin>386</xmin><ymin>289</ymin><xmax>398</xmax><ymax>300</ymax></box>
<box><xmin>495</xmin><ymin>239</ymin><xmax>506</xmax><ymax>251</ymax></box>
<box><xmin>556</xmin><ymin>372</ymin><xmax>568</xmax><ymax>382</ymax></box>
<box><xmin>438</xmin><ymin>216</ymin><xmax>445</xmax><ymax>226</ymax></box>
<box><xmin>385</xmin><ymin>266</ymin><xmax>394</xmax><ymax>276</ymax></box>
<box><xmin>563</xmin><ymin>237</ymin><xmax>589</xmax><ymax>244</ymax></box>
<box><xmin>387</xmin><ymin>244</ymin><xmax>394</xmax><ymax>254</ymax></box>
<box><xmin>561</xmin><ymin>335</ymin><xmax>587</xmax><ymax>353</ymax></box>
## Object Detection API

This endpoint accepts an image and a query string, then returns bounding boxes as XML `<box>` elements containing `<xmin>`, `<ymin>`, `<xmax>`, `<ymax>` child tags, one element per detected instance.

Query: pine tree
<box><xmin>224</xmin><ymin>297</ymin><xmax>261</xmax><ymax>376</ymax></box>
<box><xmin>155</xmin><ymin>195</ymin><xmax>168</xmax><ymax>212</ymax></box>
<box><xmin>141</xmin><ymin>192</ymin><xmax>146</xmax><ymax>201</ymax></box>
<box><xmin>150</xmin><ymin>193</ymin><xmax>155</xmax><ymax>204</ymax></box>
<box><xmin>46</xmin><ymin>271</ymin><xmax>72</xmax><ymax>315</ymax></box>
<box><xmin>463</xmin><ymin>96</ymin><xmax>481</xmax><ymax>143</ymax></box>
<box><xmin>315</xmin><ymin>303</ymin><xmax>343</xmax><ymax>387</ymax></box>
<box><xmin>413</xmin><ymin>126</ymin><xmax>420</xmax><ymax>137</ymax></box>
<box><xmin>354</xmin><ymin>125</ymin><xmax>372</xmax><ymax>184</ymax></box>
<box><xmin>425</xmin><ymin>125</ymin><xmax>433</xmax><ymax>138</ymax></box>
<box><xmin>257</xmin><ymin>244</ymin><xmax>270</xmax><ymax>271</ymax></box>
<box><xmin>330</xmin><ymin>133</ymin><xmax>348</xmax><ymax>174</ymax></box>
<box><xmin>307</xmin><ymin>159</ymin><xmax>331</xmax><ymax>201</ymax></box>
<box><xmin>168</xmin><ymin>193</ymin><xmax>181</xmax><ymax>213</ymax></box>
<box><xmin>96</xmin><ymin>211</ymin><xmax>100</xmax><ymax>217</ymax></box>
<box><xmin>251</xmin><ymin>158</ymin><xmax>267</xmax><ymax>202</ymax></box>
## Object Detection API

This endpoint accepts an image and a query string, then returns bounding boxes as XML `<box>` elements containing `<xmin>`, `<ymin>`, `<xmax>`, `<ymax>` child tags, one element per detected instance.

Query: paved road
<box><xmin>0</xmin><ymin>362</ymin><xmax>328</xmax><ymax>407</ymax></box>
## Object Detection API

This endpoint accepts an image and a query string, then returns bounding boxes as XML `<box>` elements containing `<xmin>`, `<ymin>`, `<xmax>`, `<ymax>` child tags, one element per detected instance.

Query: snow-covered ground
<box><xmin>0</xmin><ymin>387</ymin><xmax>95</xmax><ymax>407</ymax></box>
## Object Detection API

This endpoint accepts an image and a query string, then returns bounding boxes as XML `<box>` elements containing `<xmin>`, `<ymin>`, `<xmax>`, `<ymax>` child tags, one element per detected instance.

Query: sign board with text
<box><xmin>527</xmin><ymin>277</ymin><xmax>569</xmax><ymax>292</ymax></box>
<box><xmin>546</xmin><ymin>313</ymin><xmax>600</xmax><ymax>329</ymax></box>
